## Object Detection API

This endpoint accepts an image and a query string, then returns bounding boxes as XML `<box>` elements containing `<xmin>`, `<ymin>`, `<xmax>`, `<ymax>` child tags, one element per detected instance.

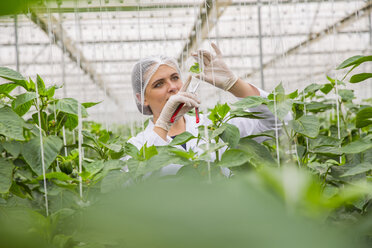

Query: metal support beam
<box><xmin>29</xmin><ymin>10</ymin><xmax>121</xmax><ymax>107</ymax></box>
<box><xmin>1</xmin><ymin>30</ymin><xmax>368</xmax><ymax>47</ymax></box>
<box><xmin>257</xmin><ymin>0</ymin><xmax>265</xmax><ymax>89</ymax></box>
<box><xmin>13</xmin><ymin>15</ymin><xmax>20</xmax><ymax>72</ymax></box>
<box><xmin>241</xmin><ymin>1</ymin><xmax>372</xmax><ymax>80</ymax></box>
<box><xmin>32</xmin><ymin>0</ymin><xmax>356</xmax><ymax>13</ymax></box>
<box><xmin>178</xmin><ymin>0</ymin><xmax>232</xmax><ymax>66</ymax></box>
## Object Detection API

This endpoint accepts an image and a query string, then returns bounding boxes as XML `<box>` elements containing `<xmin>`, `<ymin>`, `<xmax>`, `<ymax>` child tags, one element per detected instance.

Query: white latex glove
<box><xmin>155</xmin><ymin>92</ymin><xmax>200</xmax><ymax>132</ymax></box>
<box><xmin>191</xmin><ymin>43</ymin><xmax>238</xmax><ymax>91</ymax></box>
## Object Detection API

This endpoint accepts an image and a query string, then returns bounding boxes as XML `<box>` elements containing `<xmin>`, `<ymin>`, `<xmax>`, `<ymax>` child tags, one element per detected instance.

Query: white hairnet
<box><xmin>131</xmin><ymin>56</ymin><xmax>181</xmax><ymax>115</ymax></box>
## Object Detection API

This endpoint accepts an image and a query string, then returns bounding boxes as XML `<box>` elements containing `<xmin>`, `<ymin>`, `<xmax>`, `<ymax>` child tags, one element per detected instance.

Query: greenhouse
<box><xmin>0</xmin><ymin>0</ymin><xmax>372</xmax><ymax>247</ymax></box>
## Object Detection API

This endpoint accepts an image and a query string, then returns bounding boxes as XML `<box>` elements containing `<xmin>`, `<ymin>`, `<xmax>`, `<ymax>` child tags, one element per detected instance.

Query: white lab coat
<box><xmin>126</xmin><ymin>88</ymin><xmax>290</xmax><ymax>176</ymax></box>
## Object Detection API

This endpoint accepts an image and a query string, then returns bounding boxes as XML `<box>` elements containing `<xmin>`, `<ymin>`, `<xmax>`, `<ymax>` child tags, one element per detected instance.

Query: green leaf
<box><xmin>220</xmin><ymin>123</ymin><xmax>240</xmax><ymax>148</ymax></box>
<box><xmin>82</xmin><ymin>101</ymin><xmax>102</xmax><ymax>108</ymax></box>
<box><xmin>84</xmin><ymin>160</ymin><xmax>105</xmax><ymax>176</ymax></box>
<box><xmin>64</xmin><ymin>114</ymin><xmax>78</xmax><ymax>130</ymax></box>
<box><xmin>56</xmin><ymin>98</ymin><xmax>88</xmax><ymax>117</ymax></box>
<box><xmin>289</xmin><ymin>115</ymin><xmax>320</xmax><ymax>138</ymax></box>
<box><xmin>36</xmin><ymin>74</ymin><xmax>46</xmax><ymax>95</ymax></box>
<box><xmin>136</xmin><ymin>152</ymin><xmax>188</xmax><ymax>177</ymax></box>
<box><xmin>46</xmin><ymin>85</ymin><xmax>56</xmax><ymax>98</ymax></box>
<box><xmin>101</xmin><ymin>169</ymin><xmax>129</xmax><ymax>193</ymax></box>
<box><xmin>13</xmin><ymin>92</ymin><xmax>37</xmax><ymax>109</ymax></box>
<box><xmin>0</xmin><ymin>158</ymin><xmax>15</xmax><ymax>193</ymax></box>
<box><xmin>229</xmin><ymin>109</ymin><xmax>263</xmax><ymax>119</ymax></box>
<box><xmin>288</xmin><ymin>89</ymin><xmax>298</xmax><ymax>99</ymax></box>
<box><xmin>22</xmin><ymin>135</ymin><xmax>63</xmax><ymax>175</ymax></box>
<box><xmin>320</xmin><ymin>83</ymin><xmax>334</xmax><ymax>94</ymax></box>
<box><xmin>338</xmin><ymin>89</ymin><xmax>354</xmax><ymax>101</ymax></box>
<box><xmin>12</xmin><ymin>100</ymin><xmax>32</xmax><ymax>117</ymax></box>
<box><xmin>218</xmin><ymin>149</ymin><xmax>250</xmax><ymax>168</ymax></box>
<box><xmin>33</xmin><ymin>172</ymin><xmax>77</xmax><ymax>182</ymax></box>
<box><xmin>340</xmin><ymin>138</ymin><xmax>372</xmax><ymax>154</ymax></box>
<box><xmin>199</xmin><ymin>142</ymin><xmax>226</xmax><ymax>156</ymax></box>
<box><xmin>356</xmin><ymin>107</ymin><xmax>372</xmax><ymax>128</ymax></box>
<box><xmin>336</xmin><ymin>55</ymin><xmax>372</xmax><ymax>69</ymax></box>
<box><xmin>303</xmin><ymin>83</ymin><xmax>322</xmax><ymax>95</ymax></box>
<box><xmin>311</xmin><ymin>146</ymin><xmax>342</xmax><ymax>156</ymax></box>
<box><xmin>210</xmin><ymin>125</ymin><xmax>227</xmax><ymax>139</ymax></box>
<box><xmin>350</xmin><ymin>73</ymin><xmax>372</xmax><ymax>83</ymax></box>
<box><xmin>124</xmin><ymin>142</ymin><xmax>140</xmax><ymax>159</ymax></box>
<box><xmin>236</xmin><ymin>138</ymin><xmax>276</xmax><ymax>167</ymax></box>
<box><xmin>0</xmin><ymin>82</ymin><xmax>17</xmax><ymax>94</ymax></box>
<box><xmin>231</xmin><ymin>96</ymin><xmax>266</xmax><ymax>109</ymax></box>
<box><xmin>0</xmin><ymin>106</ymin><xmax>26</xmax><ymax>140</ymax></box>
<box><xmin>341</xmin><ymin>162</ymin><xmax>372</xmax><ymax>177</ymax></box>
<box><xmin>169</xmin><ymin>131</ymin><xmax>196</xmax><ymax>146</ymax></box>
<box><xmin>217</xmin><ymin>103</ymin><xmax>230</xmax><ymax>120</ymax></box>
<box><xmin>267</xmin><ymin>99</ymin><xmax>293</xmax><ymax>120</ymax></box>
<box><xmin>139</xmin><ymin>143</ymin><xmax>158</xmax><ymax>161</ymax></box>
<box><xmin>305</xmin><ymin>102</ymin><xmax>332</xmax><ymax>112</ymax></box>
<box><xmin>0</xmin><ymin>67</ymin><xmax>28</xmax><ymax>89</ymax></box>
<box><xmin>189</xmin><ymin>62</ymin><xmax>201</xmax><ymax>74</ymax></box>
<box><xmin>309</xmin><ymin>135</ymin><xmax>341</xmax><ymax>149</ymax></box>
<box><xmin>2</xmin><ymin>140</ymin><xmax>21</xmax><ymax>157</ymax></box>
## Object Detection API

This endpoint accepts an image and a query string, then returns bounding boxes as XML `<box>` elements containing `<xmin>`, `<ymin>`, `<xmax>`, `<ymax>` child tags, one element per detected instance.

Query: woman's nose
<box><xmin>168</xmin><ymin>80</ymin><xmax>180</xmax><ymax>93</ymax></box>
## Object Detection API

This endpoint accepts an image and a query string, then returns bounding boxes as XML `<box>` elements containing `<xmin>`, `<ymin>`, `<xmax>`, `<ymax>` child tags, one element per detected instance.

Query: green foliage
<box><xmin>0</xmin><ymin>54</ymin><xmax>372</xmax><ymax>247</ymax></box>
<box><xmin>189</xmin><ymin>62</ymin><xmax>201</xmax><ymax>73</ymax></box>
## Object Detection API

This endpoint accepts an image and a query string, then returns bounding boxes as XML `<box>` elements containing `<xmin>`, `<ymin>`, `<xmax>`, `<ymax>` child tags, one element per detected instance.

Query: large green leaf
<box><xmin>22</xmin><ymin>135</ymin><xmax>63</xmax><ymax>175</ymax></box>
<box><xmin>33</xmin><ymin>172</ymin><xmax>78</xmax><ymax>182</ymax></box>
<box><xmin>12</xmin><ymin>99</ymin><xmax>32</xmax><ymax>117</ymax></box>
<box><xmin>56</xmin><ymin>98</ymin><xmax>88</xmax><ymax>117</ymax></box>
<box><xmin>2</xmin><ymin>140</ymin><xmax>21</xmax><ymax>157</ymax></box>
<box><xmin>340</xmin><ymin>138</ymin><xmax>372</xmax><ymax>154</ymax></box>
<box><xmin>135</xmin><ymin>152</ymin><xmax>188</xmax><ymax>177</ymax></box>
<box><xmin>236</xmin><ymin>138</ymin><xmax>277</xmax><ymax>167</ymax></box>
<box><xmin>0</xmin><ymin>82</ymin><xmax>17</xmax><ymax>94</ymax></box>
<box><xmin>305</xmin><ymin>102</ymin><xmax>332</xmax><ymax>112</ymax></box>
<box><xmin>0</xmin><ymin>158</ymin><xmax>14</xmax><ymax>193</ymax></box>
<box><xmin>309</xmin><ymin>135</ymin><xmax>341</xmax><ymax>149</ymax></box>
<box><xmin>350</xmin><ymin>73</ymin><xmax>372</xmax><ymax>83</ymax></box>
<box><xmin>220</xmin><ymin>123</ymin><xmax>240</xmax><ymax>148</ymax></box>
<box><xmin>341</xmin><ymin>162</ymin><xmax>372</xmax><ymax>177</ymax></box>
<box><xmin>231</xmin><ymin>96</ymin><xmax>266</xmax><ymax>109</ymax></box>
<box><xmin>267</xmin><ymin>99</ymin><xmax>293</xmax><ymax>121</ymax></box>
<box><xmin>336</xmin><ymin>55</ymin><xmax>372</xmax><ymax>69</ymax></box>
<box><xmin>101</xmin><ymin>169</ymin><xmax>130</xmax><ymax>193</ymax></box>
<box><xmin>0</xmin><ymin>106</ymin><xmax>25</xmax><ymax>140</ymax></box>
<box><xmin>338</xmin><ymin>89</ymin><xmax>354</xmax><ymax>101</ymax></box>
<box><xmin>218</xmin><ymin>149</ymin><xmax>250</xmax><ymax>168</ymax></box>
<box><xmin>356</xmin><ymin>107</ymin><xmax>372</xmax><ymax>128</ymax></box>
<box><xmin>289</xmin><ymin>115</ymin><xmax>320</xmax><ymax>138</ymax></box>
<box><xmin>0</xmin><ymin>67</ymin><xmax>26</xmax><ymax>86</ymax></box>
<box><xmin>12</xmin><ymin>92</ymin><xmax>37</xmax><ymax>109</ymax></box>
<box><xmin>169</xmin><ymin>131</ymin><xmax>196</xmax><ymax>146</ymax></box>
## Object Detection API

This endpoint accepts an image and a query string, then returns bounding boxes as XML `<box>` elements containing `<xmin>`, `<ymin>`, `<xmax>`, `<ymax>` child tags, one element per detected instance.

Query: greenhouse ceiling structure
<box><xmin>0</xmin><ymin>0</ymin><xmax>371</xmax><ymax>124</ymax></box>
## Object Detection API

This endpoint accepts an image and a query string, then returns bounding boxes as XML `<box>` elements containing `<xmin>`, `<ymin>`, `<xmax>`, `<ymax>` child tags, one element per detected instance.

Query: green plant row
<box><xmin>0</xmin><ymin>55</ymin><xmax>371</xmax><ymax>247</ymax></box>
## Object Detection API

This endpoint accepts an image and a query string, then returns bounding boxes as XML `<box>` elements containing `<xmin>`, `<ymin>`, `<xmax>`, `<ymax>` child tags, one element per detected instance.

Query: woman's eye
<box><xmin>172</xmin><ymin>76</ymin><xmax>179</xmax><ymax>80</ymax></box>
<box><xmin>154</xmin><ymin>82</ymin><xmax>163</xmax><ymax>88</ymax></box>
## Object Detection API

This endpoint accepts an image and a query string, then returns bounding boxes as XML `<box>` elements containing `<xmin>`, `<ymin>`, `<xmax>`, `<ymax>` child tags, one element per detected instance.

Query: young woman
<box><xmin>128</xmin><ymin>43</ymin><xmax>288</xmax><ymax>175</ymax></box>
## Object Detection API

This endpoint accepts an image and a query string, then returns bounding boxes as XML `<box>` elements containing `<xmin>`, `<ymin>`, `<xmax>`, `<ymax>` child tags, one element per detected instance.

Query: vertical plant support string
<box><xmin>35</xmin><ymin>82</ymin><xmax>49</xmax><ymax>216</ymax></box>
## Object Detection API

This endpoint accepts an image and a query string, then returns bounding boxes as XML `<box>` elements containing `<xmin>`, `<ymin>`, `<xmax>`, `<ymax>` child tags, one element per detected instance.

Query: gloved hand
<box><xmin>155</xmin><ymin>92</ymin><xmax>200</xmax><ymax>132</ymax></box>
<box><xmin>191</xmin><ymin>42</ymin><xmax>238</xmax><ymax>91</ymax></box>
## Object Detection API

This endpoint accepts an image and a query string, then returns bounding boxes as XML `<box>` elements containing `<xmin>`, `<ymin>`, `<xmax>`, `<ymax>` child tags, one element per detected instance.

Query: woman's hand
<box><xmin>192</xmin><ymin>42</ymin><xmax>238</xmax><ymax>91</ymax></box>
<box><xmin>154</xmin><ymin>92</ymin><xmax>200</xmax><ymax>133</ymax></box>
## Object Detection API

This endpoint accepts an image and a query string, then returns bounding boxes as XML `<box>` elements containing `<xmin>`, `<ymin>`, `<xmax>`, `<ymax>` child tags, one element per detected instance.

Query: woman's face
<box><xmin>143</xmin><ymin>64</ymin><xmax>183</xmax><ymax>118</ymax></box>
